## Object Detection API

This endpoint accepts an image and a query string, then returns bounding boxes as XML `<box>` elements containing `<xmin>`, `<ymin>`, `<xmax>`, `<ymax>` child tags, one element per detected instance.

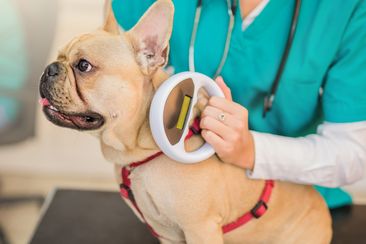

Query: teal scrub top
<box><xmin>113</xmin><ymin>0</ymin><xmax>366</xmax><ymax>208</ymax></box>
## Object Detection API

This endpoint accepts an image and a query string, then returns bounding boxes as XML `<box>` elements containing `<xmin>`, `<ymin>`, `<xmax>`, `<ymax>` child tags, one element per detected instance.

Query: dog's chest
<box><xmin>114</xmin><ymin>164</ymin><xmax>179</xmax><ymax>229</ymax></box>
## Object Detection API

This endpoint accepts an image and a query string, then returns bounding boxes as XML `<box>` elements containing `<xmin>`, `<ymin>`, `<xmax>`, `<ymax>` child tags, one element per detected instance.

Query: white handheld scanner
<box><xmin>149</xmin><ymin>72</ymin><xmax>225</xmax><ymax>163</ymax></box>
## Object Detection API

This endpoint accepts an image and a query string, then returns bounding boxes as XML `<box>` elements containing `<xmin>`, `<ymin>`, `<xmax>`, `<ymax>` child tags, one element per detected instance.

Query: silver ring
<box><xmin>218</xmin><ymin>113</ymin><xmax>226</xmax><ymax>122</ymax></box>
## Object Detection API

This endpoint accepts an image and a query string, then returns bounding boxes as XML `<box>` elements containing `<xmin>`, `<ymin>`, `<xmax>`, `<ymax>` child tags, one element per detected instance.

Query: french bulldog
<box><xmin>39</xmin><ymin>0</ymin><xmax>332</xmax><ymax>243</ymax></box>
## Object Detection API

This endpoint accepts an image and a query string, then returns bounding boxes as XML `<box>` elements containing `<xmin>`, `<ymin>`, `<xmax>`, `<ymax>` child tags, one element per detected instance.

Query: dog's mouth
<box><xmin>40</xmin><ymin>98</ymin><xmax>104</xmax><ymax>131</ymax></box>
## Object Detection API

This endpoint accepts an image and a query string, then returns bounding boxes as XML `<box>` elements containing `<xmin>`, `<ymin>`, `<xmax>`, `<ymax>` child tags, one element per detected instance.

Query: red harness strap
<box><xmin>120</xmin><ymin>151</ymin><xmax>163</xmax><ymax>238</ymax></box>
<box><xmin>119</xmin><ymin>118</ymin><xmax>275</xmax><ymax>237</ymax></box>
<box><xmin>222</xmin><ymin>180</ymin><xmax>274</xmax><ymax>233</ymax></box>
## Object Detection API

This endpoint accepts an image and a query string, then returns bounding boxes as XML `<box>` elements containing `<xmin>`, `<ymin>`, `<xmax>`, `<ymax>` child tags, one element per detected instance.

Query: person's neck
<box><xmin>240</xmin><ymin>0</ymin><xmax>264</xmax><ymax>19</ymax></box>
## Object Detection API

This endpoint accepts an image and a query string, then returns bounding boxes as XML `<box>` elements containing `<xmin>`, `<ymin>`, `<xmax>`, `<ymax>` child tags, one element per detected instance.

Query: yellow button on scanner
<box><xmin>176</xmin><ymin>95</ymin><xmax>192</xmax><ymax>130</ymax></box>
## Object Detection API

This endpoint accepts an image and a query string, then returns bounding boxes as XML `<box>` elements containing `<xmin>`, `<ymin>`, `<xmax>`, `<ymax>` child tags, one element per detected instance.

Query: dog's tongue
<box><xmin>39</xmin><ymin>98</ymin><xmax>50</xmax><ymax>106</ymax></box>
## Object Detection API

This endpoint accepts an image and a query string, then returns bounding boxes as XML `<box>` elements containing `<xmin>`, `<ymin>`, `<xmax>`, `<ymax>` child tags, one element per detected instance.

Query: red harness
<box><xmin>119</xmin><ymin>119</ymin><xmax>274</xmax><ymax>237</ymax></box>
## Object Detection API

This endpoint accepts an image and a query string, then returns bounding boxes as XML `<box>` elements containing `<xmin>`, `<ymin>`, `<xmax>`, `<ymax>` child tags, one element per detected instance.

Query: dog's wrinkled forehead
<box><xmin>58</xmin><ymin>33</ymin><xmax>94</xmax><ymax>61</ymax></box>
<box><xmin>58</xmin><ymin>31</ymin><xmax>135</xmax><ymax>67</ymax></box>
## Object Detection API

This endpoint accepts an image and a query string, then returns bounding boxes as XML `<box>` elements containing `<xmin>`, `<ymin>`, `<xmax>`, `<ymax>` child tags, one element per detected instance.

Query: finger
<box><xmin>215</xmin><ymin>76</ymin><xmax>232</xmax><ymax>101</ymax></box>
<box><xmin>201</xmin><ymin>105</ymin><xmax>236</xmax><ymax>127</ymax></box>
<box><xmin>208</xmin><ymin>96</ymin><xmax>245</xmax><ymax>118</ymax></box>
<box><xmin>201</xmin><ymin>129</ymin><xmax>227</xmax><ymax>154</ymax></box>
<box><xmin>200</xmin><ymin>116</ymin><xmax>234</xmax><ymax>141</ymax></box>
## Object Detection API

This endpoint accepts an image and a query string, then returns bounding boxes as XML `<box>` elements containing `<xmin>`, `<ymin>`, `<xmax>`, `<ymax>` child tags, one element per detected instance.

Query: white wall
<box><xmin>0</xmin><ymin>0</ymin><xmax>113</xmax><ymax>180</ymax></box>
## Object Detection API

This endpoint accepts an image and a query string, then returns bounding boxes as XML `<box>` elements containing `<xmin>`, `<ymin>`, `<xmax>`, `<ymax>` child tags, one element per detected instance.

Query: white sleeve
<box><xmin>248</xmin><ymin>121</ymin><xmax>366</xmax><ymax>187</ymax></box>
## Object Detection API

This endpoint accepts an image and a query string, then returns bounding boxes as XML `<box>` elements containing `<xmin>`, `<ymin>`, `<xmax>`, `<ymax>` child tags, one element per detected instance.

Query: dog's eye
<box><xmin>77</xmin><ymin>59</ymin><xmax>92</xmax><ymax>72</ymax></box>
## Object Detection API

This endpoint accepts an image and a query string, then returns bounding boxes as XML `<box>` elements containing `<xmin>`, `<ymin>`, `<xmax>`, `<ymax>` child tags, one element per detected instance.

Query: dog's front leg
<box><xmin>182</xmin><ymin>221</ymin><xmax>224</xmax><ymax>244</ymax></box>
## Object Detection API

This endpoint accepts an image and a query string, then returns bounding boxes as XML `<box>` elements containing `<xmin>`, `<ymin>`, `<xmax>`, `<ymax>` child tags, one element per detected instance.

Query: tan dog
<box><xmin>39</xmin><ymin>0</ymin><xmax>332</xmax><ymax>243</ymax></box>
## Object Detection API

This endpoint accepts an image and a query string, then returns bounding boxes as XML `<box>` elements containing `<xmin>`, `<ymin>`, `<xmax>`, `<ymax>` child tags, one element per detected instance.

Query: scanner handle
<box><xmin>150</xmin><ymin>72</ymin><xmax>224</xmax><ymax>164</ymax></box>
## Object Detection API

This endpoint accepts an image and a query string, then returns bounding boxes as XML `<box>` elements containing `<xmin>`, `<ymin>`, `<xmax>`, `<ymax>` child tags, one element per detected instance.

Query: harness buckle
<box><xmin>120</xmin><ymin>184</ymin><xmax>135</xmax><ymax>203</ymax></box>
<box><xmin>190</xmin><ymin>117</ymin><xmax>201</xmax><ymax>135</ymax></box>
<box><xmin>250</xmin><ymin>200</ymin><xmax>268</xmax><ymax>218</ymax></box>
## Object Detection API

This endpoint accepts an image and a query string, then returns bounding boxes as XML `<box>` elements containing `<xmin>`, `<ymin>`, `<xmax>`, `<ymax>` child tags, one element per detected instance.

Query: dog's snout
<box><xmin>40</xmin><ymin>62</ymin><xmax>65</xmax><ymax>86</ymax></box>
<box><xmin>39</xmin><ymin>61</ymin><xmax>66</xmax><ymax>99</ymax></box>
<box><xmin>46</xmin><ymin>62</ymin><xmax>60</xmax><ymax>77</ymax></box>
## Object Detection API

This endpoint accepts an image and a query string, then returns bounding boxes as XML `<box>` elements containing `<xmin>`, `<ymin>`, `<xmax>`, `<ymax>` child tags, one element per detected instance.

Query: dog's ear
<box><xmin>127</xmin><ymin>0</ymin><xmax>174</xmax><ymax>75</ymax></box>
<box><xmin>103</xmin><ymin>0</ymin><xmax>120</xmax><ymax>35</ymax></box>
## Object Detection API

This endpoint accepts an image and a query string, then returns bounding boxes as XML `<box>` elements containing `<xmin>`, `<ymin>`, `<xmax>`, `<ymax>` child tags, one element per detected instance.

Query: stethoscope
<box><xmin>189</xmin><ymin>0</ymin><xmax>302</xmax><ymax>117</ymax></box>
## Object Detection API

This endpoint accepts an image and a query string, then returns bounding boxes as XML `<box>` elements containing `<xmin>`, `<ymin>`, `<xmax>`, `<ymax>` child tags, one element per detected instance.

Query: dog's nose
<box><xmin>45</xmin><ymin>62</ymin><xmax>59</xmax><ymax>77</ymax></box>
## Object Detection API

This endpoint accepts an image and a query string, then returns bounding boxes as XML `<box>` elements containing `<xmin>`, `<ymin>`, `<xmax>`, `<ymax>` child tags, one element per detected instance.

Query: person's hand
<box><xmin>200</xmin><ymin>76</ymin><xmax>255</xmax><ymax>170</ymax></box>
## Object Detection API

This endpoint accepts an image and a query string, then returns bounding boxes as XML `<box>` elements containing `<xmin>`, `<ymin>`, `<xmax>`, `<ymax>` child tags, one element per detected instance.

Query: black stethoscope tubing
<box><xmin>263</xmin><ymin>0</ymin><xmax>301</xmax><ymax>117</ymax></box>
